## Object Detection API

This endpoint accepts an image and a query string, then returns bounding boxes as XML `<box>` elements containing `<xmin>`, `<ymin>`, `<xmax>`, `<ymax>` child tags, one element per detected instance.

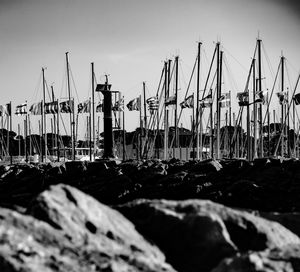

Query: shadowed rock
<box><xmin>212</xmin><ymin>244</ymin><xmax>300</xmax><ymax>272</ymax></box>
<box><xmin>117</xmin><ymin>199</ymin><xmax>300</xmax><ymax>272</ymax></box>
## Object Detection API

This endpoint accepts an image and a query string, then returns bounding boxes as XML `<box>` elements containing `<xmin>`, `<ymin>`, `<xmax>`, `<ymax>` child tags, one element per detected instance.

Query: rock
<box><xmin>117</xmin><ymin>199</ymin><xmax>300</xmax><ymax>272</ymax></box>
<box><xmin>189</xmin><ymin>159</ymin><xmax>223</xmax><ymax>174</ymax></box>
<box><xmin>65</xmin><ymin>161</ymin><xmax>86</xmax><ymax>179</ymax></box>
<box><xmin>0</xmin><ymin>207</ymin><xmax>125</xmax><ymax>272</ymax></box>
<box><xmin>28</xmin><ymin>184</ymin><xmax>175</xmax><ymax>272</ymax></box>
<box><xmin>212</xmin><ymin>244</ymin><xmax>300</xmax><ymax>272</ymax></box>
<box><xmin>260</xmin><ymin>212</ymin><xmax>300</xmax><ymax>237</ymax></box>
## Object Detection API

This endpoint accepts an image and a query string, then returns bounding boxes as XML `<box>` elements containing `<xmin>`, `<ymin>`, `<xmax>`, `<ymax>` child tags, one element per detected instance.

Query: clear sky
<box><xmin>0</xmin><ymin>0</ymin><xmax>299</xmax><ymax>137</ymax></box>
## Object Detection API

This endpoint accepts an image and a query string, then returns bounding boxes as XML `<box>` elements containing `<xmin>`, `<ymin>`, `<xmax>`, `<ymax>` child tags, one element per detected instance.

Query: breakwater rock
<box><xmin>1</xmin><ymin>157</ymin><xmax>300</xmax><ymax>212</ymax></box>
<box><xmin>0</xmin><ymin>184</ymin><xmax>300</xmax><ymax>271</ymax></box>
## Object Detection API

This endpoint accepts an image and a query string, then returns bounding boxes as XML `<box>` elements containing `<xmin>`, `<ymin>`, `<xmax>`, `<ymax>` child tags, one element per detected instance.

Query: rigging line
<box><xmin>222</xmin><ymin>46</ymin><xmax>248</xmax><ymax>72</ymax></box>
<box><xmin>31</xmin><ymin>72</ymin><xmax>43</xmax><ymax>103</ymax></box>
<box><xmin>274</xmin><ymin>73</ymin><xmax>300</xmax><ymax>155</ymax></box>
<box><xmin>176</xmin><ymin>55</ymin><xmax>197</xmax><ymax>126</ymax></box>
<box><xmin>223</xmin><ymin>55</ymin><xmax>238</xmax><ymax>94</ymax></box>
<box><xmin>261</xmin><ymin>42</ymin><xmax>275</xmax><ymax>80</ymax></box>
<box><xmin>262</xmin><ymin>61</ymin><xmax>281</xmax><ymax>125</ymax></box>
<box><xmin>69</xmin><ymin>66</ymin><xmax>80</xmax><ymax>103</ymax></box>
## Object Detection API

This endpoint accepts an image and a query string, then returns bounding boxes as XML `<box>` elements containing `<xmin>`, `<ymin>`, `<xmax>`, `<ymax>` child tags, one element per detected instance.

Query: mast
<box><xmin>139</xmin><ymin>94</ymin><xmax>142</xmax><ymax>160</ymax></box>
<box><xmin>42</xmin><ymin>68</ymin><xmax>46</xmax><ymax>162</ymax></box>
<box><xmin>210</xmin><ymin>89</ymin><xmax>214</xmax><ymax>158</ymax></box>
<box><xmin>51</xmin><ymin>85</ymin><xmax>56</xmax><ymax>156</ymax></box>
<box><xmin>57</xmin><ymin>99</ymin><xmax>60</xmax><ymax>162</ymax></box>
<box><xmin>163</xmin><ymin>61</ymin><xmax>168</xmax><ymax>160</ymax></box>
<box><xmin>122</xmin><ymin>97</ymin><xmax>126</xmax><ymax>161</ymax></box>
<box><xmin>65</xmin><ymin>52</ymin><xmax>75</xmax><ymax>160</ymax></box>
<box><xmin>143</xmin><ymin>82</ymin><xmax>147</xmax><ymax>139</ymax></box>
<box><xmin>253</xmin><ymin>59</ymin><xmax>257</xmax><ymax>159</ymax></box>
<box><xmin>24</xmin><ymin>114</ymin><xmax>28</xmax><ymax>162</ymax></box>
<box><xmin>281</xmin><ymin>54</ymin><xmax>285</xmax><ymax>157</ymax></box>
<box><xmin>89</xmin><ymin>98</ymin><xmax>92</xmax><ymax>161</ymax></box>
<box><xmin>257</xmin><ymin>38</ymin><xmax>263</xmax><ymax>158</ymax></box>
<box><xmin>174</xmin><ymin>55</ymin><xmax>179</xmax><ymax>158</ymax></box>
<box><xmin>196</xmin><ymin>42</ymin><xmax>202</xmax><ymax>160</ymax></box>
<box><xmin>91</xmin><ymin>62</ymin><xmax>95</xmax><ymax>160</ymax></box>
<box><xmin>9</xmin><ymin>102</ymin><xmax>12</xmax><ymax>164</ymax></box>
<box><xmin>216</xmin><ymin>47</ymin><xmax>223</xmax><ymax>159</ymax></box>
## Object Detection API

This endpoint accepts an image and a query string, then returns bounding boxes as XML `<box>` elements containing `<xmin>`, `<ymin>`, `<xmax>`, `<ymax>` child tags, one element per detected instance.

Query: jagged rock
<box><xmin>28</xmin><ymin>184</ymin><xmax>175</xmax><ymax>272</ymax></box>
<box><xmin>212</xmin><ymin>244</ymin><xmax>300</xmax><ymax>272</ymax></box>
<box><xmin>117</xmin><ymin>199</ymin><xmax>300</xmax><ymax>272</ymax></box>
<box><xmin>189</xmin><ymin>159</ymin><xmax>223</xmax><ymax>174</ymax></box>
<box><xmin>65</xmin><ymin>161</ymin><xmax>86</xmax><ymax>179</ymax></box>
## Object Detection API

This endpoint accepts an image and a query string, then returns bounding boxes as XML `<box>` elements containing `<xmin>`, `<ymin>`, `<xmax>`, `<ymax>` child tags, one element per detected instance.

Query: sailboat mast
<box><xmin>163</xmin><ymin>61</ymin><xmax>168</xmax><ymax>160</ymax></box>
<box><xmin>216</xmin><ymin>47</ymin><xmax>223</xmax><ymax>159</ymax></box>
<box><xmin>196</xmin><ymin>42</ymin><xmax>202</xmax><ymax>160</ymax></box>
<box><xmin>174</xmin><ymin>56</ymin><xmax>179</xmax><ymax>158</ymax></box>
<box><xmin>253</xmin><ymin>58</ymin><xmax>257</xmax><ymax>159</ymax></box>
<box><xmin>257</xmin><ymin>38</ymin><xmax>263</xmax><ymax>158</ymax></box>
<box><xmin>281</xmin><ymin>55</ymin><xmax>285</xmax><ymax>157</ymax></box>
<box><xmin>143</xmin><ymin>82</ymin><xmax>147</xmax><ymax>136</ymax></box>
<box><xmin>91</xmin><ymin>62</ymin><xmax>95</xmax><ymax>160</ymax></box>
<box><xmin>216</xmin><ymin>42</ymin><xmax>220</xmax><ymax>159</ymax></box>
<box><xmin>42</xmin><ymin>68</ymin><xmax>46</xmax><ymax>162</ymax></box>
<box><xmin>65</xmin><ymin>52</ymin><xmax>75</xmax><ymax>160</ymax></box>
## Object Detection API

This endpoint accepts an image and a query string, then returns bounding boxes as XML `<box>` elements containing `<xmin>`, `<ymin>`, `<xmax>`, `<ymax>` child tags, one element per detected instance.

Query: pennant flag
<box><xmin>29</xmin><ymin>102</ymin><xmax>42</xmax><ymax>115</ymax></box>
<box><xmin>96</xmin><ymin>101</ymin><xmax>103</xmax><ymax>112</ymax></box>
<box><xmin>293</xmin><ymin>93</ymin><xmax>300</xmax><ymax>105</ymax></box>
<box><xmin>78</xmin><ymin>100</ymin><xmax>90</xmax><ymax>114</ymax></box>
<box><xmin>146</xmin><ymin>96</ymin><xmax>159</xmax><ymax>111</ymax></box>
<box><xmin>219</xmin><ymin>92</ymin><xmax>230</xmax><ymax>108</ymax></box>
<box><xmin>127</xmin><ymin>97</ymin><xmax>141</xmax><ymax>111</ymax></box>
<box><xmin>15</xmin><ymin>103</ymin><xmax>27</xmax><ymax>115</ymax></box>
<box><xmin>180</xmin><ymin>95</ymin><xmax>194</xmax><ymax>109</ymax></box>
<box><xmin>59</xmin><ymin>100</ymin><xmax>74</xmax><ymax>113</ymax></box>
<box><xmin>44</xmin><ymin>101</ymin><xmax>58</xmax><ymax>114</ymax></box>
<box><xmin>165</xmin><ymin>95</ymin><xmax>176</xmax><ymax>106</ymax></box>
<box><xmin>237</xmin><ymin>92</ymin><xmax>249</xmax><ymax>106</ymax></box>
<box><xmin>276</xmin><ymin>92</ymin><xmax>288</xmax><ymax>105</ymax></box>
<box><xmin>112</xmin><ymin>98</ymin><xmax>124</xmax><ymax>111</ymax></box>
<box><xmin>199</xmin><ymin>93</ymin><xmax>212</xmax><ymax>108</ymax></box>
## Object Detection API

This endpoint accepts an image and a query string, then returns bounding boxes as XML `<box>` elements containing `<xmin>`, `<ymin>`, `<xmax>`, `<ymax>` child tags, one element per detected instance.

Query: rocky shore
<box><xmin>0</xmin><ymin>158</ymin><xmax>300</xmax><ymax>271</ymax></box>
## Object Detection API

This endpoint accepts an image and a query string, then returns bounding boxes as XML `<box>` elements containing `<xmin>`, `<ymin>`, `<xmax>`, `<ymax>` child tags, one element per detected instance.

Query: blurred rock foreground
<box><xmin>1</xmin><ymin>158</ymin><xmax>300</xmax><ymax>271</ymax></box>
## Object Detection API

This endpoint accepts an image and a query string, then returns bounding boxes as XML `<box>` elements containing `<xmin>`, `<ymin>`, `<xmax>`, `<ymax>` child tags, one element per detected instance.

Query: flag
<box><xmin>256</xmin><ymin>90</ymin><xmax>268</xmax><ymax>105</ymax></box>
<box><xmin>219</xmin><ymin>93</ymin><xmax>230</xmax><ymax>108</ymax></box>
<box><xmin>15</xmin><ymin>103</ymin><xmax>27</xmax><ymax>115</ymax></box>
<box><xmin>59</xmin><ymin>100</ymin><xmax>74</xmax><ymax>113</ymax></box>
<box><xmin>199</xmin><ymin>93</ymin><xmax>212</xmax><ymax>108</ymax></box>
<box><xmin>96</xmin><ymin>101</ymin><xmax>103</xmax><ymax>112</ymax></box>
<box><xmin>44</xmin><ymin>101</ymin><xmax>58</xmax><ymax>114</ymax></box>
<box><xmin>276</xmin><ymin>92</ymin><xmax>288</xmax><ymax>105</ymax></box>
<box><xmin>165</xmin><ymin>95</ymin><xmax>176</xmax><ymax>106</ymax></box>
<box><xmin>29</xmin><ymin>102</ymin><xmax>42</xmax><ymax>115</ymax></box>
<box><xmin>95</xmin><ymin>83</ymin><xmax>112</xmax><ymax>92</ymax></box>
<box><xmin>127</xmin><ymin>97</ymin><xmax>141</xmax><ymax>111</ymax></box>
<box><xmin>293</xmin><ymin>93</ymin><xmax>300</xmax><ymax>105</ymax></box>
<box><xmin>237</xmin><ymin>92</ymin><xmax>249</xmax><ymax>106</ymax></box>
<box><xmin>180</xmin><ymin>95</ymin><xmax>194</xmax><ymax>109</ymax></box>
<box><xmin>112</xmin><ymin>98</ymin><xmax>124</xmax><ymax>111</ymax></box>
<box><xmin>2</xmin><ymin>103</ymin><xmax>11</xmax><ymax>116</ymax></box>
<box><xmin>146</xmin><ymin>96</ymin><xmax>159</xmax><ymax>111</ymax></box>
<box><xmin>77</xmin><ymin>100</ymin><xmax>90</xmax><ymax>113</ymax></box>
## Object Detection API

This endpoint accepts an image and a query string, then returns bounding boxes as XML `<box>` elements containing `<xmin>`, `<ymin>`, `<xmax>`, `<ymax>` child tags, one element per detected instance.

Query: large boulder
<box><xmin>28</xmin><ymin>184</ymin><xmax>175</xmax><ymax>272</ymax></box>
<box><xmin>117</xmin><ymin>199</ymin><xmax>300</xmax><ymax>272</ymax></box>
